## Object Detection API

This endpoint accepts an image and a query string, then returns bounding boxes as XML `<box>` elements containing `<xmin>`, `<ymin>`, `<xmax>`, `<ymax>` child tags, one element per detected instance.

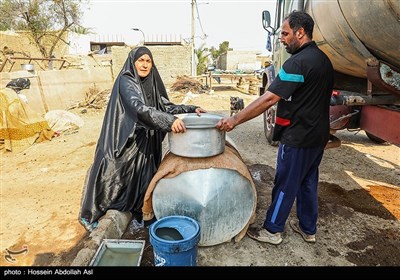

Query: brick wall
<box><xmin>149</xmin><ymin>45</ymin><xmax>192</xmax><ymax>86</ymax></box>
<box><xmin>0</xmin><ymin>68</ymin><xmax>113</xmax><ymax>115</ymax></box>
<box><xmin>111</xmin><ymin>45</ymin><xmax>192</xmax><ymax>87</ymax></box>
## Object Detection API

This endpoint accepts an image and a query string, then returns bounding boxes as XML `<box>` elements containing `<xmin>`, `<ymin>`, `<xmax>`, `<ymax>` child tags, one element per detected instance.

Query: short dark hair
<box><xmin>285</xmin><ymin>10</ymin><xmax>314</xmax><ymax>39</ymax></box>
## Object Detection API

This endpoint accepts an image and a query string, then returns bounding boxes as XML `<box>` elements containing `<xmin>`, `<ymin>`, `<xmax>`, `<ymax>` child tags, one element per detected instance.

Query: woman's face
<box><xmin>134</xmin><ymin>54</ymin><xmax>152</xmax><ymax>77</ymax></box>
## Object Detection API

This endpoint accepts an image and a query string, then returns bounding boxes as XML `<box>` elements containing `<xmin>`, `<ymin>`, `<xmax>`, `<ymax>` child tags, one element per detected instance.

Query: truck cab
<box><xmin>260</xmin><ymin>0</ymin><xmax>400</xmax><ymax>147</ymax></box>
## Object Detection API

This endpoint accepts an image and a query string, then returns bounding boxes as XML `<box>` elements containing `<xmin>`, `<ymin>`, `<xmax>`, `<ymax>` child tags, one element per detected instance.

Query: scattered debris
<box><xmin>68</xmin><ymin>86</ymin><xmax>111</xmax><ymax>111</ymax></box>
<box><xmin>170</xmin><ymin>75</ymin><xmax>209</xmax><ymax>94</ymax></box>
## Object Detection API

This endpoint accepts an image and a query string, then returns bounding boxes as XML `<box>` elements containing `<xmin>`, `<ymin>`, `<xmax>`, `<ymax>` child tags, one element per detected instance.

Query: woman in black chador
<box><xmin>79</xmin><ymin>46</ymin><xmax>206</xmax><ymax>231</ymax></box>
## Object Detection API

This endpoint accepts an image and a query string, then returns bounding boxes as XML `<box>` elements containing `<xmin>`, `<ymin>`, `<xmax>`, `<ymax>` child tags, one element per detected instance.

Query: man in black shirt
<box><xmin>216</xmin><ymin>10</ymin><xmax>334</xmax><ymax>244</ymax></box>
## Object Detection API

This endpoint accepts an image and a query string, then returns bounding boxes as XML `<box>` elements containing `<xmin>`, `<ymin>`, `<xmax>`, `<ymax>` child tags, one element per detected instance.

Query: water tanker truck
<box><xmin>260</xmin><ymin>0</ymin><xmax>400</xmax><ymax>147</ymax></box>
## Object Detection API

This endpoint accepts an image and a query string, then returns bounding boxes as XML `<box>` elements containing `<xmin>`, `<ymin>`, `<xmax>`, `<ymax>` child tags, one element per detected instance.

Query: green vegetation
<box><xmin>196</xmin><ymin>41</ymin><xmax>232</xmax><ymax>75</ymax></box>
<box><xmin>209</xmin><ymin>41</ymin><xmax>231</xmax><ymax>62</ymax></box>
<box><xmin>0</xmin><ymin>0</ymin><xmax>87</xmax><ymax>59</ymax></box>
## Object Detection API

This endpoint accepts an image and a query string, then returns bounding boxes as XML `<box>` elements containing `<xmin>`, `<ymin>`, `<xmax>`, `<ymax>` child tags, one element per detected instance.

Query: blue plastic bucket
<box><xmin>149</xmin><ymin>215</ymin><xmax>200</xmax><ymax>266</ymax></box>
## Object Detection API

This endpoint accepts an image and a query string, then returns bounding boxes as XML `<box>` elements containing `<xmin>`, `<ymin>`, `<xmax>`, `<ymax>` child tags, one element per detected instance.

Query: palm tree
<box><xmin>70</xmin><ymin>26</ymin><xmax>94</xmax><ymax>35</ymax></box>
<box><xmin>195</xmin><ymin>43</ymin><xmax>210</xmax><ymax>75</ymax></box>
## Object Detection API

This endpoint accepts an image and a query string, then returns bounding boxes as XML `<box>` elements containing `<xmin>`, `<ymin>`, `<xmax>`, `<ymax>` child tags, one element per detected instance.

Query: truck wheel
<box><xmin>263</xmin><ymin>106</ymin><xmax>279</xmax><ymax>146</ymax></box>
<box><xmin>365</xmin><ymin>131</ymin><xmax>386</xmax><ymax>144</ymax></box>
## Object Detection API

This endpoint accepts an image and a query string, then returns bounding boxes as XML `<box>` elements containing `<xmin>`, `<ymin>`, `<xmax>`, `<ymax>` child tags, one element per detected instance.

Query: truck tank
<box><xmin>306</xmin><ymin>0</ymin><xmax>400</xmax><ymax>94</ymax></box>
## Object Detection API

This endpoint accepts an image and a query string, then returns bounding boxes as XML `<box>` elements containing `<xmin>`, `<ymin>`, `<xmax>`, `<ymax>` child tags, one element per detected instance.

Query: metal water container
<box><xmin>308</xmin><ymin>0</ymin><xmax>400</xmax><ymax>78</ymax></box>
<box><xmin>21</xmin><ymin>63</ymin><xmax>34</xmax><ymax>72</ymax></box>
<box><xmin>168</xmin><ymin>113</ymin><xmax>225</xmax><ymax>158</ymax></box>
<box><xmin>151</xmin><ymin>138</ymin><xmax>256</xmax><ymax>247</ymax></box>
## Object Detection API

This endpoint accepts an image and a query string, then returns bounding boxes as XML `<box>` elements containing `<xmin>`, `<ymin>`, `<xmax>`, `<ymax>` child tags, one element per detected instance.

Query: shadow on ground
<box><xmin>36</xmin><ymin>163</ymin><xmax>399</xmax><ymax>266</ymax></box>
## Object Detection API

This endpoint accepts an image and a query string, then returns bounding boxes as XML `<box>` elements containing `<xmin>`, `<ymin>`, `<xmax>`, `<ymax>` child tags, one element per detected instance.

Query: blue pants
<box><xmin>263</xmin><ymin>143</ymin><xmax>324</xmax><ymax>235</ymax></box>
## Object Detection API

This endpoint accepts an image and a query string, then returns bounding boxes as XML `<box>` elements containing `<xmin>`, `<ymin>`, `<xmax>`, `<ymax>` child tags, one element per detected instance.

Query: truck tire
<box><xmin>263</xmin><ymin>105</ymin><xmax>279</xmax><ymax>146</ymax></box>
<box><xmin>365</xmin><ymin>131</ymin><xmax>386</xmax><ymax>144</ymax></box>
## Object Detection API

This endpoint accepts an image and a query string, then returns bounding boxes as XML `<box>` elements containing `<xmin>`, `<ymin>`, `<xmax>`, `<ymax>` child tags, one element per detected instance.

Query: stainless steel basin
<box><xmin>168</xmin><ymin>113</ymin><xmax>225</xmax><ymax>158</ymax></box>
<box><xmin>21</xmin><ymin>63</ymin><xmax>34</xmax><ymax>71</ymax></box>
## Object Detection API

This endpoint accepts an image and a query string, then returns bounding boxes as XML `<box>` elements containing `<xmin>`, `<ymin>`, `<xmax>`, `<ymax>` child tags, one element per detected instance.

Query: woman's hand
<box><xmin>195</xmin><ymin>107</ymin><xmax>207</xmax><ymax>116</ymax></box>
<box><xmin>171</xmin><ymin>107</ymin><xmax>206</xmax><ymax>133</ymax></box>
<box><xmin>171</xmin><ymin>118</ymin><xmax>186</xmax><ymax>133</ymax></box>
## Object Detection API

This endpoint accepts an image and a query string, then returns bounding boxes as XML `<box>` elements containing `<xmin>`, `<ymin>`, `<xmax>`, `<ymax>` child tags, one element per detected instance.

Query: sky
<box><xmin>82</xmin><ymin>0</ymin><xmax>275</xmax><ymax>55</ymax></box>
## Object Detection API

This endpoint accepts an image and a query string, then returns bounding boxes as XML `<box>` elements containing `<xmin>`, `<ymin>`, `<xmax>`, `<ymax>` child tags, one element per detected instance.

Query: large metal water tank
<box><xmin>146</xmin><ymin>141</ymin><xmax>257</xmax><ymax>247</ymax></box>
<box><xmin>308</xmin><ymin>0</ymin><xmax>400</xmax><ymax>78</ymax></box>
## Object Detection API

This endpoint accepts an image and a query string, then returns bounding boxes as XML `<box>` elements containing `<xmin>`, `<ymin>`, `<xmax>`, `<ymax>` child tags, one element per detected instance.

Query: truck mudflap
<box><xmin>360</xmin><ymin>105</ymin><xmax>400</xmax><ymax>146</ymax></box>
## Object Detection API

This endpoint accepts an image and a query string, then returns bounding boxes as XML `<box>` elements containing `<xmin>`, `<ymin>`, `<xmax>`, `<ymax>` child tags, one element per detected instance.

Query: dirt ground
<box><xmin>1</xmin><ymin>81</ymin><xmax>399</xmax><ymax>268</ymax></box>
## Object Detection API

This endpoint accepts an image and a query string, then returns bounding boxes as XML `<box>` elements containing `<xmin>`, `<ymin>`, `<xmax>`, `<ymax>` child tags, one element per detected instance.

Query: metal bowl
<box><xmin>168</xmin><ymin>113</ymin><xmax>225</xmax><ymax>158</ymax></box>
<box><xmin>21</xmin><ymin>63</ymin><xmax>34</xmax><ymax>71</ymax></box>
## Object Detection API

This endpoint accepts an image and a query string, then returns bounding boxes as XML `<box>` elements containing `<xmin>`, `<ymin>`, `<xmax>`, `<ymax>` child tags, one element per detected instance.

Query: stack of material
<box><xmin>68</xmin><ymin>87</ymin><xmax>111</xmax><ymax>111</ymax></box>
<box><xmin>248</xmin><ymin>77</ymin><xmax>260</xmax><ymax>95</ymax></box>
<box><xmin>170</xmin><ymin>75</ymin><xmax>209</xmax><ymax>94</ymax></box>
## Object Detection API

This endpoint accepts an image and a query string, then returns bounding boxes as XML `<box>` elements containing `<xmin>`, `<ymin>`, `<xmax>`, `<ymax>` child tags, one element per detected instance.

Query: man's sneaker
<box><xmin>247</xmin><ymin>227</ymin><xmax>283</xmax><ymax>245</ymax></box>
<box><xmin>289</xmin><ymin>219</ymin><xmax>316</xmax><ymax>243</ymax></box>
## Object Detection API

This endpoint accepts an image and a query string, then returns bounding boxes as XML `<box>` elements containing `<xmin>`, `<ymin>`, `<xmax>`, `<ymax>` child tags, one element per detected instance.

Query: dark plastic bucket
<box><xmin>149</xmin><ymin>215</ymin><xmax>200</xmax><ymax>266</ymax></box>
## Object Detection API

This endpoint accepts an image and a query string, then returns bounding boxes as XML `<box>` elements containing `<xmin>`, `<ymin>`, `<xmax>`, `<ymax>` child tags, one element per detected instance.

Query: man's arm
<box><xmin>216</xmin><ymin>90</ymin><xmax>281</xmax><ymax>132</ymax></box>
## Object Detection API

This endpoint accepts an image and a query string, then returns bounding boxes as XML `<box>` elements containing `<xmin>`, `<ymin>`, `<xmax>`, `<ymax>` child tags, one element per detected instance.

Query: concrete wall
<box><xmin>218</xmin><ymin>50</ymin><xmax>268</xmax><ymax>71</ymax></box>
<box><xmin>150</xmin><ymin>45</ymin><xmax>192</xmax><ymax>86</ymax></box>
<box><xmin>111</xmin><ymin>45</ymin><xmax>192</xmax><ymax>86</ymax></box>
<box><xmin>0</xmin><ymin>68</ymin><xmax>113</xmax><ymax>116</ymax></box>
<box><xmin>0</xmin><ymin>44</ymin><xmax>191</xmax><ymax>116</ymax></box>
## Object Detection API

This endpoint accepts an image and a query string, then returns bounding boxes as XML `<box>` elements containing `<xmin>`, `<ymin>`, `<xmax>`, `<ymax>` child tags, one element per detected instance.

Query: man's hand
<box><xmin>216</xmin><ymin>116</ymin><xmax>236</xmax><ymax>132</ymax></box>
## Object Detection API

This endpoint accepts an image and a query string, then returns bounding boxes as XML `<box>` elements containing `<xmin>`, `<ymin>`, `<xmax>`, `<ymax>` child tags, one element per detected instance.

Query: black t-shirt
<box><xmin>268</xmin><ymin>41</ymin><xmax>334</xmax><ymax>147</ymax></box>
